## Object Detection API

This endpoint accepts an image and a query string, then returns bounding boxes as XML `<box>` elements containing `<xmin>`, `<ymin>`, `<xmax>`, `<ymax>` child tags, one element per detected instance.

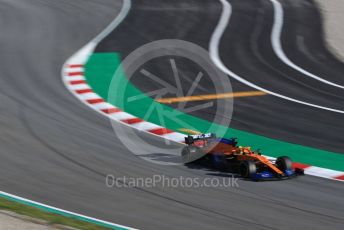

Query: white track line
<box><xmin>0</xmin><ymin>1</ymin><xmax>136</xmax><ymax>230</ymax></box>
<box><xmin>0</xmin><ymin>191</ymin><xmax>137</xmax><ymax>230</ymax></box>
<box><xmin>211</xmin><ymin>0</ymin><xmax>344</xmax><ymax>114</ymax></box>
<box><xmin>62</xmin><ymin>0</ymin><xmax>344</xmax><ymax>181</ymax></box>
<box><xmin>62</xmin><ymin>0</ymin><xmax>188</xmax><ymax>145</ymax></box>
<box><xmin>270</xmin><ymin>0</ymin><xmax>344</xmax><ymax>89</ymax></box>
<box><xmin>211</xmin><ymin>0</ymin><xmax>344</xmax><ymax>181</ymax></box>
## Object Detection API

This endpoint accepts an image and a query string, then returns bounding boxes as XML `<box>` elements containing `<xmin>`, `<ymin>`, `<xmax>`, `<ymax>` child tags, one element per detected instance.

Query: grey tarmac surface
<box><xmin>315</xmin><ymin>0</ymin><xmax>344</xmax><ymax>61</ymax></box>
<box><xmin>0</xmin><ymin>0</ymin><xmax>343</xmax><ymax>230</ymax></box>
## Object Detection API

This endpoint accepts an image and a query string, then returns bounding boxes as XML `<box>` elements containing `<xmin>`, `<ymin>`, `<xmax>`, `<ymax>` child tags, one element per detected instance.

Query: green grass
<box><xmin>0</xmin><ymin>197</ymin><xmax>111</xmax><ymax>230</ymax></box>
<box><xmin>84</xmin><ymin>52</ymin><xmax>344</xmax><ymax>171</ymax></box>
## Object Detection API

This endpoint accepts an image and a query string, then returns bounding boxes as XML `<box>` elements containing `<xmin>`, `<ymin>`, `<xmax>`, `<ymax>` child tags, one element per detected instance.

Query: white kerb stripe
<box><xmin>68</xmin><ymin>84</ymin><xmax>91</xmax><ymax>90</ymax></box>
<box><xmin>130</xmin><ymin>121</ymin><xmax>162</xmax><ymax>131</ymax></box>
<box><xmin>78</xmin><ymin>92</ymin><xmax>102</xmax><ymax>100</ymax></box>
<box><xmin>91</xmin><ymin>102</ymin><xmax>115</xmax><ymax>110</ymax></box>
<box><xmin>304</xmin><ymin>166</ymin><xmax>344</xmax><ymax>178</ymax></box>
<box><xmin>110</xmin><ymin>112</ymin><xmax>136</xmax><ymax>121</ymax></box>
<box><xmin>161</xmin><ymin>132</ymin><xmax>187</xmax><ymax>142</ymax></box>
<box><xmin>65</xmin><ymin>75</ymin><xmax>85</xmax><ymax>81</ymax></box>
<box><xmin>65</xmin><ymin>67</ymin><xmax>84</xmax><ymax>72</ymax></box>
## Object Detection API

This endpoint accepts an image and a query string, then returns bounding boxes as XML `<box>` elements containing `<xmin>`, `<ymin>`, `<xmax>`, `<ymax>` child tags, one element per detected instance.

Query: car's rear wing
<box><xmin>184</xmin><ymin>133</ymin><xmax>216</xmax><ymax>145</ymax></box>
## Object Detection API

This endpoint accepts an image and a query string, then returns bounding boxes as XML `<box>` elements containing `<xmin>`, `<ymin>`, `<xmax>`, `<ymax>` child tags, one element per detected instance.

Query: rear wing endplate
<box><xmin>184</xmin><ymin>133</ymin><xmax>216</xmax><ymax>145</ymax></box>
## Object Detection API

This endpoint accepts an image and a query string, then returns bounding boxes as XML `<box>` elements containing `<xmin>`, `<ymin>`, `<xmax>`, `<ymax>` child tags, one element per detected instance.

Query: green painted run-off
<box><xmin>84</xmin><ymin>52</ymin><xmax>344</xmax><ymax>172</ymax></box>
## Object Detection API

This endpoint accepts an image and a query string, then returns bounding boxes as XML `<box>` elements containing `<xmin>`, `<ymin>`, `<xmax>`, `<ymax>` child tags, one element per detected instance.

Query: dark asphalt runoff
<box><xmin>0</xmin><ymin>0</ymin><xmax>343</xmax><ymax>230</ymax></box>
<box><xmin>97</xmin><ymin>0</ymin><xmax>344</xmax><ymax>154</ymax></box>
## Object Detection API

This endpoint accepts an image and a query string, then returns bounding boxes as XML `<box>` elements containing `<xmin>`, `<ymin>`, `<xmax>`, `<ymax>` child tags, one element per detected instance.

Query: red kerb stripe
<box><xmin>335</xmin><ymin>175</ymin><xmax>344</xmax><ymax>181</ymax></box>
<box><xmin>149</xmin><ymin>128</ymin><xmax>173</xmax><ymax>135</ymax></box>
<box><xmin>101</xmin><ymin>108</ymin><xmax>121</xmax><ymax>114</ymax></box>
<box><xmin>121</xmin><ymin>118</ymin><xmax>143</xmax><ymax>124</ymax></box>
<box><xmin>75</xmin><ymin>89</ymin><xmax>92</xmax><ymax>94</ymax></box>
<box><xmin>68</xmin><ymin>72</ymin><xmax>84</xmax><ymax>76</ymax></box>
<box><xmin>87</xmin><ymin>98</ymin><xmax>105</xmax><ymax>104</ymax></box>
<box><xmin>68</xmin><ymin>64</ymin><xmax>83</xmax><ymax>68</ymax></box>
<box><xmin>292</xmin><ymin>162</ymin><xmax>310</xmax><ymax>169</ymax></box>
<box><xmin>70</xmin><ymin>80</ymin><xmax>86</xmax><ymax>85</ymax></box>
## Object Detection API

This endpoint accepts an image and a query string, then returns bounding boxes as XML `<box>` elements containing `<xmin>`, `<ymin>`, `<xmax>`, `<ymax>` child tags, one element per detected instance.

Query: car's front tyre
<box><xmin>276</xmin><ymin>156</ymin><xmax>292</xmax><ymax>171</ymax></box>
<box><xmin>240</xmin><ymin>161</ymin><xmax>257</xmax><ymax>178</ymax></box>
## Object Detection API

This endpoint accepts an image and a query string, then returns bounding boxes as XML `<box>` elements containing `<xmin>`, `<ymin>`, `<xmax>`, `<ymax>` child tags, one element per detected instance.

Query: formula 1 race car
<box><xmin>181</xmin><ymin>133</ymin><xmax>304</xmax><ymax>180</ymax></box>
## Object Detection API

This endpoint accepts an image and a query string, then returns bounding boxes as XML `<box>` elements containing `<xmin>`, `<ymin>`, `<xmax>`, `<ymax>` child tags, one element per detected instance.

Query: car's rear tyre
<box><xmin>181</xmin><ymin>146</ymin><xmax>191</xmax><ymax>163</ymax></box>
<box><xmin>181</xmin><ymin>146</ymin><xmax>203</xmax><ymax>164</ymax></box>
<box><xmin>276</xmin><ymin>156</ymin><xmax>292</xmax><ymax>171</ymax></box>
<box><xmin>240</xmin><ymin>161</ymin><xmax>257</xmax><ymax>178</ymax></box>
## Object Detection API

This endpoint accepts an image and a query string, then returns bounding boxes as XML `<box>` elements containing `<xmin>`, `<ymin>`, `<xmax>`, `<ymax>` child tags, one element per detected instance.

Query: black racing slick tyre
<box><xmin>240</xmin><ymin>161</ymin><xmax>257</xmax><ymax>178</ymax></box>
<box><xmin>276</xmin><ymin>156</ymin><xmax>292</xmax><ymax>171</ymax></box>
<box><xmin>181</xmin><ymin>146</ymin><xmax>203</xmax><ymax>164</ymax></box>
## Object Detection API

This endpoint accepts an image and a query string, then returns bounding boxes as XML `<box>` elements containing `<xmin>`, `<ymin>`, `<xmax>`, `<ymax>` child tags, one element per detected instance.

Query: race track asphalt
<box><xmin>97</xmin><ymin>0</ymin><xmax>344</xmax><ymax>154</ymax></box>
<box><xmin>0</xmin><ymin>0</ymin><xmax>343</xmax><ymax>229</ymax></box>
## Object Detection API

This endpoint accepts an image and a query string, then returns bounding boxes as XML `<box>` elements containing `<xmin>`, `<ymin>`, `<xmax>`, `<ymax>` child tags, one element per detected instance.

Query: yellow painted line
<box><xmin>157</xmin><ymin>91</ymin><xmax>267</xmax><ymax>104</ymax></box>
<box><xmin>178</xmin><ymin>128</ymin><xmax>201</xmax><ymax>135</ymax></box>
